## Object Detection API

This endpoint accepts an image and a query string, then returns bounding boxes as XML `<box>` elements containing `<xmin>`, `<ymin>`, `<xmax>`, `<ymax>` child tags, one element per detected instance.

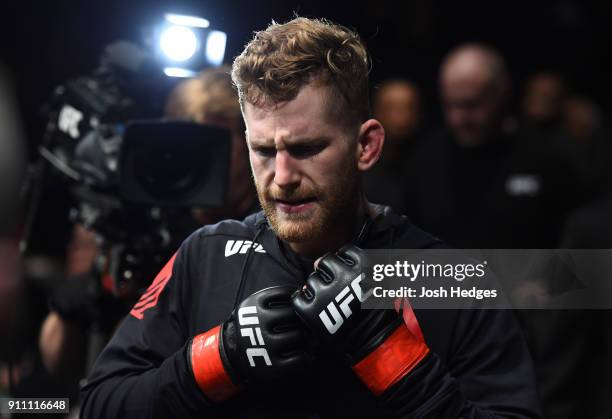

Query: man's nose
<box><xmin>273</xmin><ymin>150</ymin><xmax>300</xmax><ymax>188</ymax></box>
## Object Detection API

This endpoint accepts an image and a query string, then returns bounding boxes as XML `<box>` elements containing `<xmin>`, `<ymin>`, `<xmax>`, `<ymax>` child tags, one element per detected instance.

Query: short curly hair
<box><xmin>231</xmin><ymin>17</ymin><xmax>371</xmax><ymax>127</ymax></box>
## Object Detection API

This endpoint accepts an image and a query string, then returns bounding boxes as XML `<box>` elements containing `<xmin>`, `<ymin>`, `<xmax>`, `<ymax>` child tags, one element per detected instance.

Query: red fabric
<box><xmin>190</xmin><ymin>325</ymin><xmax>240</xmax><ymax>403</ymax></box>
<box><xmin>395</xmin><ymin>298</ymin><xmax>425</xmax><ymax>340</ymax></box>
<box><xmin>398</xmin><ymin>297</ymin><xmax>425</xmax><ymax>341</ymax></box>
<box><xmin>352</xmin><ymin>323</ymin><xmax>429</xmax><ymax>396</ymax></box>
<box><xmin>130</xmin><ymin>253</ymin><xmax>177</xmax><ymax>320</ymax></box>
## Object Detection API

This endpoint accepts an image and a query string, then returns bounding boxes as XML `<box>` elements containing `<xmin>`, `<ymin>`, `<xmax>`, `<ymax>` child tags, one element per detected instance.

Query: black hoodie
<box><xmin>80</xmin><ymin>206</ymin><xmax>542</xmax><ymax>418</ymax></box>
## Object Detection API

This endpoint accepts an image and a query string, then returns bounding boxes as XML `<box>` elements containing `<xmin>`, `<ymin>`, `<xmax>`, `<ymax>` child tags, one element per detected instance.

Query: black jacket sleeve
<box><xmin>80</xmin><ymin>237</ymin><xmax>213</xmax><ymax>419</ymax></box>
<box><xmin>379</xmin><ymin>309</ymin><xmax>543</xmax><ymax>418</ymax></box>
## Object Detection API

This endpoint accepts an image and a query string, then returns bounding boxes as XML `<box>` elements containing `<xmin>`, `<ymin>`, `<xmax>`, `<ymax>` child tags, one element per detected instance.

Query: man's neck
<box><xmin>287</xmin><ymin>196</ymin><xmax>369</xmax><ymax>259</ymax></box>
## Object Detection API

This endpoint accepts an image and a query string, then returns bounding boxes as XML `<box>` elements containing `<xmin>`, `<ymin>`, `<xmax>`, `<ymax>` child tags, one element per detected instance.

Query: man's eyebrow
<box><xmin>248</xmin><ymin>137</ymin><xmax>274</xmax><ymax>146</ymax></box>
<box><xmin>287</xmin><ymin>136</ymin><xmax>330</xmax><ymax>145</ymax></box>
<box><xmin>249</xmin><ymin>136</ymin><xmax>330</xmax><ymax>148</ymax></box>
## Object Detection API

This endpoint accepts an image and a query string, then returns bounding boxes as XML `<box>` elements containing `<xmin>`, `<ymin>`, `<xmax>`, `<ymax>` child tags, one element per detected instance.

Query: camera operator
<box><xmin>38</xmin><ymin>67</ymin><xmax>258</xmax><ymax>402</ymax></box>
<box><xmin>164</xmin><ymin>66</ymin><xmax>258</xmax><ymax>227</ymax></box>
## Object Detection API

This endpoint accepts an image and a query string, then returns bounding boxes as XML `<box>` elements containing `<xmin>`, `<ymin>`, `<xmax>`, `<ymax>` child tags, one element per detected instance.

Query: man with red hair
<box><xmin>81</xmin><ymin>18</ymin><xmax>541</xmax><ymax>418</ymax></box>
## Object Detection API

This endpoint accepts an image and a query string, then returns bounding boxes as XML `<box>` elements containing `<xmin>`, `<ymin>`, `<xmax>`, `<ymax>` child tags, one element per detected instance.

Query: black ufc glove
<box><xmin>292</xmin><ymin>245</ymin><xmax>429</xmax><ymax>396</ymax></box>
<box><xmin>189</xmin><ymin>286</ymin><xmax>311</xmax><ymax>403</ymax></box>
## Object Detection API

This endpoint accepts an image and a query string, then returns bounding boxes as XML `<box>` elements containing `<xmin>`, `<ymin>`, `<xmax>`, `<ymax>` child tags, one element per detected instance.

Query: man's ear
<box><xmin>356</xmin><ymin>119</ymin><xmax>385</xmax><ymax>171</ymax></box>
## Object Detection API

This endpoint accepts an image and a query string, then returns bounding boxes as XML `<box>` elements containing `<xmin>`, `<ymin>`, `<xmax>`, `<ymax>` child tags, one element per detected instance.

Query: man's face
<box><xmin>374</xmin><ymin>83</ymin><xmax>421</xmax><ymax>142</ymax></box>
<box><xmin>522</xmin><ymin>74</ymin><xmax>564</xmax><ymax>124</ymax></box>
<box><xmin>441</xmin><ymin>73</ymin><xmax>503</xmax><ymax>147</ymax></box>
<box><xmin>244</xmin><ymin>83</ymin><xmax>360</xmax><ymax>244</ymax></box>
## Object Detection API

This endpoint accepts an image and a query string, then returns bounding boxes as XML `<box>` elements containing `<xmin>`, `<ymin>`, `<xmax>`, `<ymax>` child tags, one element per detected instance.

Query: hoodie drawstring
<box><xmin>232</xmin><ymin>221</ymin><xmax>267</xmax><ymax>309</ymax></box>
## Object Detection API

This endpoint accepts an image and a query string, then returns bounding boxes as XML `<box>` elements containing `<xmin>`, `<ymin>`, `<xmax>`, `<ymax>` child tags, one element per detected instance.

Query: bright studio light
<box><xmin>205</xmin><ymin>30</ymin><xmax>227</xmax><ymax>67</ymax></box>
<box><xmin>165</xmin><ymin>13</ymin><xmax>209</xmax><ymax>28</ymax></box>
<box><xmin>163</xmin><ymin>67</ymin><xmax>196</xmax><ymax>78</ymax></box>
<box><xmin>159</xmin><ymin>25</ymin><xmax>198</xmax><ymax>62</ymax></box>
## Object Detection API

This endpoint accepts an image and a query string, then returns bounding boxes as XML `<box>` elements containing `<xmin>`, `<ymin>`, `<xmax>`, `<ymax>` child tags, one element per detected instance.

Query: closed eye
<box><xmin>287</xmin><ymin>143</ymin><xmax>327</xmax><ymax>159</ymax></box>
<box><xmin>252</xmin><ymin>146</ymin><xmax>276</xmax><ymax>158</ymax></box>
<box><xmin>250</xmin><ymin>138</ymin><xmax>329</xmax><ymax>159</ymax></box>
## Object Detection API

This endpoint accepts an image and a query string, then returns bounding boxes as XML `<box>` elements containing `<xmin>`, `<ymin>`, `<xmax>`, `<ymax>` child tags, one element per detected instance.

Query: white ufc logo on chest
<box><xmin>225</xmin><ymin>240</ymin><xmax>266</xmax><ymax>257</ymax></box>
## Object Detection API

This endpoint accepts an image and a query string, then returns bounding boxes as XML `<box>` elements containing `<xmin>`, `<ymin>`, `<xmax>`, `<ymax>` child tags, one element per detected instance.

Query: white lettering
<box><xmin>246</xmin><ymin>348</ymin><xmax>271</xmax><ymax>367</ymax></box>
<box><xmin>319</xmin><ymin>302</ymin><xmax>344</xmax><ymax>334</ymax></box>
<box><xmin>238</xmin><ymin>306</ymin><xmax>258</xmax><ymax>326</ymax></box>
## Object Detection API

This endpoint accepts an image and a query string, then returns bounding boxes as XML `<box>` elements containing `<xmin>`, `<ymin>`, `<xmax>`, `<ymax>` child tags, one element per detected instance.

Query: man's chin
<box><xmin>272</xmin><ymin>217</ymin><xmax>322</xmax><ymax>243</ymax></box>
<box><xmin>262</xmin><ymin>205</ymin><xmax>324</xmax><ymax>243</ymax></box>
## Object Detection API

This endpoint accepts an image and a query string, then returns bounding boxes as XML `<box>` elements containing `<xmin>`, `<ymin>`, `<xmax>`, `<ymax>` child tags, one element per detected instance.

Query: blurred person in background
<box><xmin>404</xmin><ymin>43</ymin><xmax>601</xmax><ymax>418</ymax></box>
<box><xmin>0</xmin><ymin>63</ymin><xmax>25</xmax><ymax>309</ymax></box>
<box><xmin>522</xmin><ymin>72</ymin><xmax>567</xmax><ymax>133</ymax></box>
<box><xmin>164</xmin><ymin>66</ymin><xmax>258</xmax><ymax>226</ymax></box>
<box><xmin>372</xmin><ymin>79</ymin><xmax>423</xmax><ymax>146</ymax></box>
<box><xmin>404</xmin><ymin>43</ymin><xmax>582</xmax><ymax>248</ymax></box>
<box><xmin>562</xmin><ymin>95</ymin><xmax>611</xmax><ymax>190</ymax></box>
<box><xmin>561</xmin><ymin>97</ymin><xmax>612</xmax><ymax>249</ymax></box>
<box><xmin>0</xmin><ymin>64</ymin><xmax>67</xmax><ymax>414</ymax></box>
<box><xmin>363</xmin><ymin>79</ymin><xmax>424</xmax><ymax>213</ymax></box>
<box><xmin>522</xmin><ymin>72</ymin><xmax>610</xmax><ymax>192</ymax></box>
<box><xmin>557</xmin><ymin>107</ymin><xmax>612</xmax><ymax>417</ymax></box>
<box><xmin>0</xmin><ymin>63</ymin><xmax>26</xmax><ymax>394</ymax></box>
<box><xmin>37</xmin><ymin>66</ymin><xmax>258</xmax><ymax>410</ymax></box>
<box><xmin>563</xmin><ymin>95</ymin><xmax>602</xmax><ymax>143</ymax></box>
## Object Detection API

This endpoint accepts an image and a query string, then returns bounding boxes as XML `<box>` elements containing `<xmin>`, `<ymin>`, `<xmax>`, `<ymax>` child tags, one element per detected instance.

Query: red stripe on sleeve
<box><xmin>130</xmin><ymin>253</ymin><xmax>177</xmax><ymax>320</ymax></box>
<box><xmin>352</xmin><ymin>323</ymin><xmax>430</xmax><ymax>396</ymax></box>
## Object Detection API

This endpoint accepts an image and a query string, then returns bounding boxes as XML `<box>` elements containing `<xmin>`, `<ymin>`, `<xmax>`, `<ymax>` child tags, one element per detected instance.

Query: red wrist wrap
<box><xmin>191</xmin><ymin>325</ymin><xmax>240</xmax><ymax>403</ymax></box>
<box><xmin>352</xmin><ymin>324</ymin><xmax>430</xmax><ymax>396</ymax></box>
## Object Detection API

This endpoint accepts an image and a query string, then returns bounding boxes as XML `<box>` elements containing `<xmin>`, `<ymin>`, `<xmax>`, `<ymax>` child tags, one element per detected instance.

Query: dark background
<box><xmin>1</xmin><ymin>0</ymin><xmax>611</xmax><ymax>255</ymax></box>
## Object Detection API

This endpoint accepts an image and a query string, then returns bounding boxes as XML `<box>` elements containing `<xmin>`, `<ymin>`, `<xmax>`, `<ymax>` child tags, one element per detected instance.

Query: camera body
<box><xmin>40</xmin><ymin>41</ymin><xmax>231</xmax><ymax>297</ymax></box>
